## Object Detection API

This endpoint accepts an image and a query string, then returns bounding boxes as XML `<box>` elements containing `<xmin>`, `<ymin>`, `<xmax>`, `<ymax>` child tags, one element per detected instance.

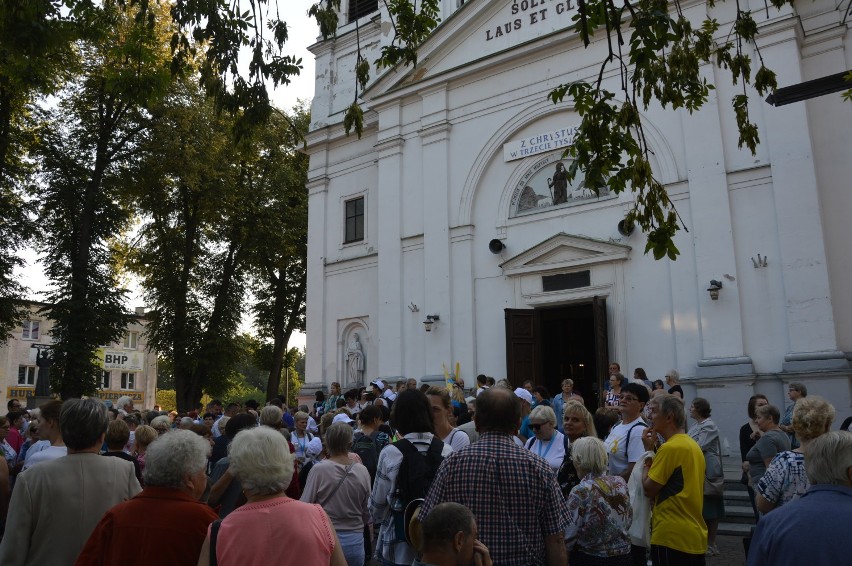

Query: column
<box><xmin>375</xmin><ymin>103</ymin><xmax>406</xmax><ymax>378</ymax></box>
<box><xmin>419</xmin><ymin>85</ymin><xmax>454</xmax><ymax>371</ymax></box>
<box><xmin>305</xmin><ymin>168</ymin><xmax>329</xmax><ymax>385</ymax></box>
<box><xmin>684</xmin><ymin>62</ymin><xmax>753</xmax><ymax>377</ymax></box>
<box><xmin>757</xmin><ymin>23</ymin><xmax>847</xmax><ymax>371</ymax></box>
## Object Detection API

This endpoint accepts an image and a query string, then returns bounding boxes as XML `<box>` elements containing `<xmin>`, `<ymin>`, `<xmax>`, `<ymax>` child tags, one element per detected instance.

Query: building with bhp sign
<box><xmin>304</xmin><ymin>0</ymin><xmax>852</xmax><ymax>448</ymax></box>
<box><xmin>0</xmin><ymin>302</ymin><xmax>158</xmax><ymax>409</ymax></box>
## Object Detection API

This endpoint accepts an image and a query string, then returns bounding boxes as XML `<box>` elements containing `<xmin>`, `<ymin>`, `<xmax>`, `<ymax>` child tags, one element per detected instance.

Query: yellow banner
<box><xmin>96</xmin><ymin>390</ymin><xmax>144</xmax><ymax>403</ymax></box>
<box><xmin>7</xmin><ymin>387</ymin><xmax>34</xmax><ymax>399</ymax></box>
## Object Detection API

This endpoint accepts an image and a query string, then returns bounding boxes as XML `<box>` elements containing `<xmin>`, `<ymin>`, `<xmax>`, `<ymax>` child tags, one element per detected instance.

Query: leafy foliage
<box><xmin>121</xmin><ymin>78</ymin><xmax>253</xmax><ymax>410</ymax></box>
<box><xmin>155</xmin><ymin>388</ymin><xmax>177</xmax><ymax>411</ymax></box>
<box><xmin>545</xmin><ymin>0</ymin><xmax>787</xmax><ymax>259</ymax></box>
<box><xmin>34</xmin><ymin>1</ymin><xmax>173</xmax><ymax>398</ymax></box>
<box><xmin>242</xmin><ymin>104</ymin><xmax>308</xmax><ymax>402</ymax></box>
<box><xmin>167</xmin><ymin>0</ymin><xmax>304</xmax><ymax>137</ymax></box>
<box><xmin>123</xmin><ymin>78</ymin><xmax>309</xmax><ymax>410</ymax></box>
<box><xmin>0</xmin><ymin>0</ymin><xmax>80</xmax><ymax>341</ymax></box>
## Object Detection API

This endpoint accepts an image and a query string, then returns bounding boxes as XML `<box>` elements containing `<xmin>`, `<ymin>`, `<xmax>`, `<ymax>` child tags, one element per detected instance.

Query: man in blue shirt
<box><xmin>748</xmin><ymin>430</ymin><xmax>852</xmax><ymax>566</ymax></box>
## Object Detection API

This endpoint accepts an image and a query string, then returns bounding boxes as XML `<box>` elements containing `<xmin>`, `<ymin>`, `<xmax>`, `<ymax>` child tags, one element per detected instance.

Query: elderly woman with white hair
<box><xmin>114</xmin><ymin>396</ymin><xmax>134</xmax><ymax>416</ymax></box>
<box><xmin>524</xmin><ymin>405</ymin><xmax>566</xmax><ymax>471</ymax></box>
<box><xmin>564</xmin><ymin>437</ymin><xmax>632</xmax><ymax>565</ymax></box>
<box><xmin>301</xmin><ymin>423</ymin><xmax>371</xmax><ymax>566</ymax></box>
<box><xmin>149</xmin><ymin>415</ymin><xmax>171</xmax><ymax>436</ymax></box>
<box><xmin>77</xmin><ymin>429</ymin><xmax>217</xmax><ymax>565</ymax></box>
<box><xmin>756</xmin><ymin>396</ymin><xmax>835</xmax><ymax>514</ymax></box>
<box><xmin>197</xmin><ymin>427</ymin><xmax>347</xmax><ymax>566</ymax></box>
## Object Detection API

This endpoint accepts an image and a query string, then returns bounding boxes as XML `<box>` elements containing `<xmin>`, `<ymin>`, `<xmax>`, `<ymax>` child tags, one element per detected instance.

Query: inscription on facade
<box><xmin>485</xmin><ymin>0</ymin><xmax>577</xmax><ymax>41</ymax></box>
<box><xmin>503</xmin><ymin>125</ymin><xmax>580</xmax><ymax>162</ymax></box>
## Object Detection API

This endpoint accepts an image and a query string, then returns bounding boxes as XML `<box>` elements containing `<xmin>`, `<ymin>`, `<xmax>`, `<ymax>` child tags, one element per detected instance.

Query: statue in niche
<box><xmin>347</xmin><ymin>333</ymin><xmax>365</xmax><ymax>386</ymax></box>
<box><xmin>547</xmin><ymin>161</ymin><xmax>569</xmax><ymax>205</ymax></box>
<box><xmin>35</xmin><ymin>349</ymin><xmax>53</xmax><ymax>397</ymax></box>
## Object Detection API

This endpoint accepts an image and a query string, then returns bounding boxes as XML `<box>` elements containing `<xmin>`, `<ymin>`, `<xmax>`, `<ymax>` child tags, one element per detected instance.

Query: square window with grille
<box><xmin>344</xmin><ymin>196</ymin><xmax>365</xmax><ymax>243</ymax></box>
<box><xmin>120</xmin><ymin>372</ymin><xmax>136</xmax><ymax>390</ymax></box>
<box><xmin>18</xmin><ymin>366</ymin><xmax>36</xmax><ymax>386</ymax></box>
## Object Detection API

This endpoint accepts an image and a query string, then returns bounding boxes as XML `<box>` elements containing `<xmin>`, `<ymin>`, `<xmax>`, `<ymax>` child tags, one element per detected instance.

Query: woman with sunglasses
<box><xmin>523</xmin><ymin>405</ymin><xmax>565</xmax><ymax>472</ymax></box>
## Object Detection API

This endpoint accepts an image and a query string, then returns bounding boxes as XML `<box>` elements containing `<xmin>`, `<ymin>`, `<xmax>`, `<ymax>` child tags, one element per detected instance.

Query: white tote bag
<box><xmin>627</xmin><ymin>450</ymin><xmax>655</xmax><ymax>548</ymax></box>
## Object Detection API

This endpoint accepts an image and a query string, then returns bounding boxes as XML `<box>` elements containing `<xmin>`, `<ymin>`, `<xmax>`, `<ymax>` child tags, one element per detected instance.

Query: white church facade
<box><xmin>303</xmin><ymin>0</ymin><xmax>852</xmax><ymax>445</ymax></box>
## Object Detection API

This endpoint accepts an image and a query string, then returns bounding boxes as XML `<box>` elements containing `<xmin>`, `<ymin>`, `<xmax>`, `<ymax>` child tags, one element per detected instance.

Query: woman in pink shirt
<box><xmin>197</xmin><ymin>427</ymin><xmax>346</xmax><ymax>566</ymax></box>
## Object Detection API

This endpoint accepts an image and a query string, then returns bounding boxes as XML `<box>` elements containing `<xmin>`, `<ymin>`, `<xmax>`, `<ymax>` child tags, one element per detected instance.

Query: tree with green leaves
<box><xmin>0</xmin><ymin>0</ymin><xmax>80</xmax><ymax>341</ymax></box>
<box><xmin>122</xmin><ymin>79</ymin><xmax>253</xmax><ymax>411</ymax></box>
<box><xmin>243</xmin><ymin>106</ymin><xmax>309</xmax><ymax>402</ymax></box>
<box><xmin>34</xmin><ymin>1</ymin><xmax>173</xmax><ymax>398</ymax></box>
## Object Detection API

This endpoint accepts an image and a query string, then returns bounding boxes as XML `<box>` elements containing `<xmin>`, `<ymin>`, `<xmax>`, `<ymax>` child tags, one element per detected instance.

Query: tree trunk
<box><xmin>60</xmin><ymin>140</ymin><xmax>108</xmax><ymax>399</ymax></box>
<box><xmin>171</xmin><ymin>185</ymin><xmax>199</xmax><ymax>412</ymax></box>
<box><xmin>266</xmin><ymin>270</ymin><xmax>306</xmax><ymax>401</ymax></box>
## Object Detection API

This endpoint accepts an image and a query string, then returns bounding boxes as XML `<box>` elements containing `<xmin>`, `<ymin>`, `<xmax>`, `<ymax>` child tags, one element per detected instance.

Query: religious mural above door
<box><xmin>509</xmin><ymin>151</ymin><xmax>614</xmax><ymax>217</ymax></box>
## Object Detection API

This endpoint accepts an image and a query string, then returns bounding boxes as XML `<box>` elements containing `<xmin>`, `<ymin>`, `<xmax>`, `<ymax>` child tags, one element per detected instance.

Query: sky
<box><xmin>15</xmin><ymin>0</ymin><xmax>320</xmax><ymax>351</ymax></box>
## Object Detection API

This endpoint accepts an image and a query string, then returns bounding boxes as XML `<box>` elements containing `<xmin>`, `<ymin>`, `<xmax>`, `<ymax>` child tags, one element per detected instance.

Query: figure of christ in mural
<box><xmin>347</xmin><ymin>333</ymin><xmax>365</xmax><ymax>386</ymax></box>
<box><xmin>547</xmin><ymin>161</ymin><xmax>568</xmax><ymax>205</ymax></box>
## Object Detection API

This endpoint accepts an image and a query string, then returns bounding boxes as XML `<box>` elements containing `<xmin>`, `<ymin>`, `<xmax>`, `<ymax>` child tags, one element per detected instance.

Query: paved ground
<box><xmin>710</xmin><ymin>534</ymin><xmax>749</xmax><ymax>566</ymax></box>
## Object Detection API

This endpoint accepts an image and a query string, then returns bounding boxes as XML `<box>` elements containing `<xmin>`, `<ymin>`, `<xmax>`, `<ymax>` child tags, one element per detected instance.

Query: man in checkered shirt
<box><xmin>419</xmin><ymin>387</ymin><xmax>569</xmax><ymax>565</ymax></box>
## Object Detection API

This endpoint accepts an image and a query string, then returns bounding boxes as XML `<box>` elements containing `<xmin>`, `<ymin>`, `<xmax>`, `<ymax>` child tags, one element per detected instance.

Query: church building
<box><xmin>303</xmin><ymin>0</ymin><xmax>852</xmax><ymax>445</ymax></box>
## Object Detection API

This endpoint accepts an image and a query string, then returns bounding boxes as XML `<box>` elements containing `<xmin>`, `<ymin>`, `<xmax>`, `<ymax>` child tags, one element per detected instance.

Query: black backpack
<box><xmin>392</xmin><ymin>437</ymin><xmax>445</xmax><ymax>541</ymax></box>
<box><xmin>394</xmin><ymin>437</ymin><xmax>444</xmax><ymax>504</ymax></box>
<box><xmin>352</xmin><ymin>430</ymin><xmax>386</xmax><ymax>484</ymax></box>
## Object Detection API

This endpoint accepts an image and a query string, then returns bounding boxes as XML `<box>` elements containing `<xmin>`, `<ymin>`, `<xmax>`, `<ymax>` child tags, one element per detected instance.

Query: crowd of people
<box><xmin>0</xmin><ymin>367</ymin><xmax>849</xmax><ymax>566</ymax></box>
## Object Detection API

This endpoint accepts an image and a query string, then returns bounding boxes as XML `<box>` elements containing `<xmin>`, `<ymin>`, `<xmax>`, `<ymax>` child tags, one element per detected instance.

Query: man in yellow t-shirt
<box><xmin>641</xmin><ymin>394</ymin><xmax>708</xmax><ymax>565</ymax></box>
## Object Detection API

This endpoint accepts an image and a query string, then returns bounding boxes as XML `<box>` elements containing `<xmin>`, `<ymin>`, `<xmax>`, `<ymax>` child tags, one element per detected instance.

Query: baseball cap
<box><xmin>332</xmin><ymin>413</ymin><xmax>354</xmax><ymax>425</ymax></box>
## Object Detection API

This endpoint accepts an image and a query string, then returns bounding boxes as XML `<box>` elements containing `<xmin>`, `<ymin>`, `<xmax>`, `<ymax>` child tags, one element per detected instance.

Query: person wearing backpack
<box><xmin>604</xmin><ymin>383</ymin><xmax>650</xmax><ymax>481</ymax></box>
<box><xmin>352</xmin><ymin>405</ymin><xmax>390</xmax><ymax>484</ymax></box>
<box><xmin>369</xmin><ymin>389</ymin><xmax>452</xmax><ymax>566</ymax></box>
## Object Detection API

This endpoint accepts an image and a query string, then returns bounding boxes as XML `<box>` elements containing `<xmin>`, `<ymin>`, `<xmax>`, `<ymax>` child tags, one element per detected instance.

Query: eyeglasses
<box><xmin>529</xmin><ymin>422</ymin><xmax>549</xmax><ymax>431</ymax></box>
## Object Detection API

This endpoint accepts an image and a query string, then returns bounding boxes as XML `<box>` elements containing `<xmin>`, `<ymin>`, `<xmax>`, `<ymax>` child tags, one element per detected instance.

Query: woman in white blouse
<box><xmin>524</xmin><ymin>405</ymin><xmax>566</xmax><ymax>471</ymax></box>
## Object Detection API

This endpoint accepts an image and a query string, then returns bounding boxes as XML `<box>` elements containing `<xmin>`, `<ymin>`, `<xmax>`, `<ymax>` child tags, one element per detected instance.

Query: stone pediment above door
<box><xmin>500</xmin><ymin>233</ymin><xmax>630</xmax><ymax>276</ymax></box>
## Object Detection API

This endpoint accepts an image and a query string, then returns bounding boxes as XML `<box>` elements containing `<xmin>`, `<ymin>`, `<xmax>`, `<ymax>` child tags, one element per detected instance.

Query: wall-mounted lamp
<box><xmin>423</xmin><ymin>314</ymin><xmax>440</xmax><ymax>332</ymax></box>
<box><xmin>707</xmin><ymin>280</ymin><xmax>723</xmax><ymax>301</ymax></box>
